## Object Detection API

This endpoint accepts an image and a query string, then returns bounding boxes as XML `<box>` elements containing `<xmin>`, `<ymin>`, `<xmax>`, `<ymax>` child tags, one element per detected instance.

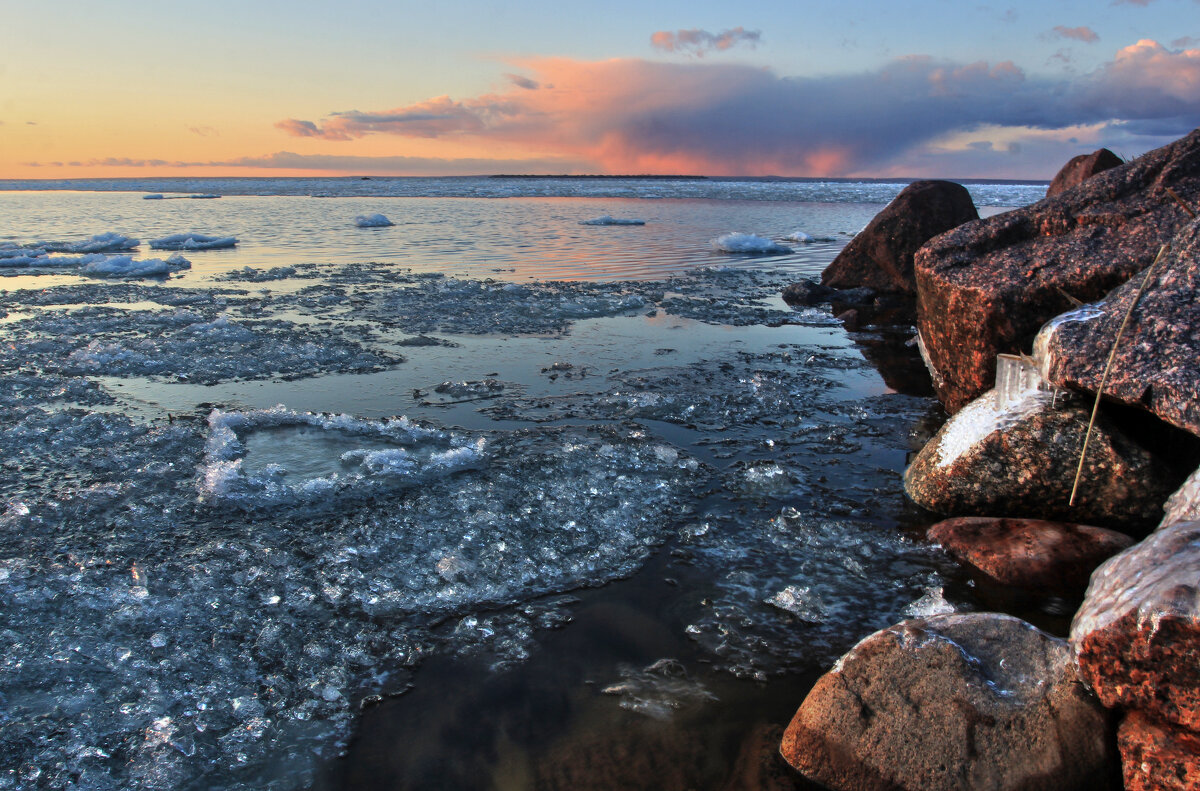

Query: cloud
<box><xmin>1173</xmin><ymin>36</ymin><xmax>1200</xmax><ymax>48</ymax></box>
<box><xmin>650</xmin><ymin>27</ymin><xmax>761</xmax><ymax>57</ymax></box>
<box><xmin>22</xmin><ymin>151</ymin><xmax>593</xmax><ymax>176</ymax></box>
<box><xmin>1051</xmin><ymin>26</ymin><xmax>1099</xmax><ymax>43</ymax></box>
<box><xmin>188</xmin><ymin>125</ymin><xmax>219</xmax><ymax>137</ymax></box>
<box><xmin>272</xmin><ymin>42</ymin><xmax>1200</xmax><ymax>177</ymax></box>
<box><xmin>504</xmin><ymin>73</ymin><xmax>541</xmax><ymax>90</ymax></box>
<box><xmin>1113</xmin><ymin>0</ymin><xmax>1154</xmax><ymax>5</ymax></box>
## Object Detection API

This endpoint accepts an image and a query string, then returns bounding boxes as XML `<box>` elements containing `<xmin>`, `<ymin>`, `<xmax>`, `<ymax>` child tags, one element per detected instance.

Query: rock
<box><xmin>903</xmin><ymin>388</ymin><xmax>1177</xmax><ymax>530</ymax></box>
<box><xmin>1035</xmin><ymin>216</ymin><xmax>1200</xmax><ymax>438</ymax></box>
<box><xmin>927</xmin><ymin>516</ymin><xmax>1134</xmax><ymax>593</ymax></box>
<box><xmin>721</xmin><ymin>723</ymin><xmax>804</xmax><ymax>791</ymax></box>
<box><xmin>821</xmin><ymin>180</ymin><xmax>978</xmax><ymax>295</ymax></box>
<box><xmin>914</xmin><ymin>128</ymin><xmax>1200</xmax><ymax>413</ymax></box>
<box><xmin>781</xmin><ymin>613</ymin><xmax>1116</xmax><ymax>791</ymax></box>
<box><xmin>836</xmin><ymin>309</ymin><xmax>860</xmax><ymax>330</ymax></box>
<box><xmin>1160</xmin><ymin>466</ymin><xmax>1200</xmax><ymax>530</ymax></box>
<box><xmin>781</xmin><ymin>279</ymin><xmax>837</xmax><ymax>305</ymax></box>
<box><xmin>1047</xmin><ymin>149</ymin><xmax>1125</xmax><ymax>198</ymax></box>
<box><xmin>1071</xmin><ymin>519</ymin><xmax>1200</xmax><ymax>731</ymax></box>
<box><xmin>1117</xmin><ymin>710</ymin><xmax>1200</xmax><ymax>791</ymax></box>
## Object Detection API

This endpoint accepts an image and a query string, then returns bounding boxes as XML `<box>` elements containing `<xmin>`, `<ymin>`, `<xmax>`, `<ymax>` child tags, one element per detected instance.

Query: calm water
<box><xmin>0</xmin><ymin>179</ymin><xmax>1060</xmax><ymax>791</ymax></box>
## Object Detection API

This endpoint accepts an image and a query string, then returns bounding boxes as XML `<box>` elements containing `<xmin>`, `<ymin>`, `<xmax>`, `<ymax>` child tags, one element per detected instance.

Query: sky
<box><xmin>2</xmin><ymin>0</ymin><xmax>1199</xmax><ymax>180</ymax></box>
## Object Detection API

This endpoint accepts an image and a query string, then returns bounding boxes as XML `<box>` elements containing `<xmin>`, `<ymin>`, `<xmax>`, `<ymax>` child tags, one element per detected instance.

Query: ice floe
<box><xmin>354</xmin><ymin>213</ymin><xmax>394</xmax><ymax>227</ymax></box>
<box><xmin>81</xmin><ymin>253</ymin><xmax>191</xmax><ymax>278</ymax></box>
<box><xmin>579</xmin><ymin>215</ymin><xmax>646</xmax><ymax>226</ymax></box>
<box><xmin>711</xmin><ymin>232</ymin><xmax>793</xmax><ymax>255</ymax></box>
<box><xmin>199</xmin><ymin>406</ymin><xmax>487</xmax><ymax>509</ymax></box>
<box><xmin>40</xmin><ymin>232</ymin><xmax>141</xmax><ymax>254</ymax></box>
<box><xmin>149</xmin><ymin>233</ymin><xmax>238</xmax><ymax>250</ymax></box>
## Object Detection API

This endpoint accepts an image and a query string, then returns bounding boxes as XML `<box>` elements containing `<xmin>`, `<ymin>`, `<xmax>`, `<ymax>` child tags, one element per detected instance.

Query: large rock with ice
<box><xmin>819</xmin><ymin>180</ymin><xmax>978</xmax><ymax>295</ymax></box>
<box><xmin>914</xmin><ymin>128</ymin><xmax>1200</xmax><ymax>413</ymax></box>
<box><xmin>1046</xmin><ymin>149</ymin><xmax>1124</xmax><ymax>198</ymax></box>
<box><xmin>1071</xmin><ymin>519</ymin><xmax>1200</xmax><ymax>731</ymax></box>
<box><xmin>1117</xmin><ymin>710</ymin><xmax>1200</xmax><ymax>791</ymax></box>
<box><xmin>927</xmin><ymin>516</ymin><xmax>1134</xmax><ymax>593</ymax></box>
<box><xmin>1035</xmin><ymin>216</ymin><xmax>1200</xmax><ymax>439</ymax></box>
<box><xmin>904</xmin><ymin>389</ymin><xmax>1176</xmax><ymax>530</ymax></box>
<box><xmin>780</xmin><ymin>613</ymin><xmax>1116</xmax><ymax>791</ymax></box>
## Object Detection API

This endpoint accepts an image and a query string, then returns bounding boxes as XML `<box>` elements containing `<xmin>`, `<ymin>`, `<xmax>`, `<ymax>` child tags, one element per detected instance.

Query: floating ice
<box><xmin>785</xmin><ymin>230</ymin><xmax>835</xmax><ymax>243</ymax></box>
<box><xmin>905</xmin><ymin>586</ymin><xmax>958</xmax><ymax>617</ymax></box>
<box><xmin>418</xmin><ymin>379</ymin><xmax>510</xmax><ymax>405</ymax></box>
<box><xmin>81</xmin><ymin>253</ymin><xmax>191</xmax><ymax>278</ymax></box>
<box><xmin>149</xmin><ymin>233</ymin><xmax>238</xmax><ymax>250</ymax></box>
<box><xmin>354</xmin><ymin>213</ymin><xmax>394</xmax><ymax>227</ymax></box>
<box><xmin>143</xmin><ymin>193</ymin><xmax>165</xmax><ymax>199</ymax></box>
<box><xmin>766</xmin><ymin>584</ymin><xmax>829</xmax><ymax>622</ymax></box>
<box><xmin>0</xmin><ymin>403</ymin><xmax>702</xmax><ymax>789</ymax></box>
<box><xmin>711</xmin><ymin>232</ymin><xmax>792</xmax><ymax>255</ymax></box>
<box><xmin>199</xmin><ymin>406</ymin><xmax>487</xmax><ymax>509</ymax></box>
<box><xmin>5</xmin><ymin>304</ymin><xmax>400</xmax><ymax>384</ymax></box>
<box><xmin>579</xmin><ymin>215</ymin><xmax>646</xmax><ymax>226</ymax></box>
<box><xmin>601</xmin><ymin>659</ymin><xmax>716</xmax><ymax>720</ymax></box>
<box><xmin>39</xmin><ymin>232</ymin><xmax>141</xmax><ymax>254</ymax></box>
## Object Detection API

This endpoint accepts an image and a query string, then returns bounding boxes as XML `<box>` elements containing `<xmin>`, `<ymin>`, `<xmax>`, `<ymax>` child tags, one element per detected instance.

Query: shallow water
<box><xmin>0</xmin><ymin>180</ymin><xmax>1062</xmax><ymax>791</ymax></box>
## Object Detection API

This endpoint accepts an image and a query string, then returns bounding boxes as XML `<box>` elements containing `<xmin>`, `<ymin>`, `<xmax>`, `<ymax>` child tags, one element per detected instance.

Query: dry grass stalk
<box><xmin>1069</xmin><ymin>243</ymin><xmax>1171</xmax><ymax>506</ymax></box>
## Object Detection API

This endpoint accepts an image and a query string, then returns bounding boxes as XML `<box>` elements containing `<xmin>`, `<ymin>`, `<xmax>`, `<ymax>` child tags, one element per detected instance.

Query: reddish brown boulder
<box><xmin>1118</xmin><ymin>710</ymin><xmax>1200</xmax><ymax>791</ymax></box>
<box><xmin>928</xmin><ymin>516</ymin><xmax>1134</xmax><ymax>592</ymax></box>
<box><xmin>903</xmin><ymin>389</ymin><xmax>1177</xmax><ymax>530</ymax></box>
<box><xmin>1035</xmin><ymin>217</ymin><xmax>1200</xmax><ymax>439</ymax></box>
<box><xmin>1047</xmin><ymin>149</ymin><xmax>1124</xmax><ymax>198</ymax></box>
<box><xmin>820</xmin><ymin>180</ymin><xmax>978</xmax><ymax>295</ymax></box>
<box><xmin>781</xmin><ymin>613</ymin><xmax>1116</xmax><ymax>791</ymax></box>
<box><xmin>914</xmin><ymin>127</ymin><xmax>1200</xmax><ymax>413</ymax></box>
<box><xmin>1071</xmin><ymin>520</ymin><xmax>1200</xmax><ymax>731</ymax></box>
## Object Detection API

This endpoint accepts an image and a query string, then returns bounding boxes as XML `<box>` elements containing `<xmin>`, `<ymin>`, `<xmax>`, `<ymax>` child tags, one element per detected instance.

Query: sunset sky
<box><xmin>3</xmin><ymin>0</ymin><xmax>1199</xmax><ymax>179</ymax></box>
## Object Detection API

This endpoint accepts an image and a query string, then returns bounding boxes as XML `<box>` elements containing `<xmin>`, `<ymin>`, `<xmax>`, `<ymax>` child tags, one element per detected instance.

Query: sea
<box><xmin>0</xmin><ymin>176</ymin><xmax>1053</xmax><ymax>791</ymax></box>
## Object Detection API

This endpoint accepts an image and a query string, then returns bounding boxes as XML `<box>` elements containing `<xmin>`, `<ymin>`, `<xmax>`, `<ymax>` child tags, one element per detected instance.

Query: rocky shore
<box><xmin>779</xmin><ymin>129</ymin><xmax>1200</xmax><ymax>790</ymax></box>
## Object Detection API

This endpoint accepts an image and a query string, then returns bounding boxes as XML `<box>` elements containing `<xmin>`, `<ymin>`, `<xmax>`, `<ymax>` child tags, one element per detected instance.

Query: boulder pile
<box><xmin>780</xmin><ymin>128</ymin><xmax>1200</xmax><ymax>791</ymax></box>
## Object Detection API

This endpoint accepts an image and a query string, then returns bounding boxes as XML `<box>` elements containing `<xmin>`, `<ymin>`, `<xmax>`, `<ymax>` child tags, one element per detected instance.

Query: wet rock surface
<box><xmin>1047</xmin><ymin>149</ymin><xmax>1124</xmax><ymax>198</ymax></box>
<box><xmin>820</xmin><ymin>180</ymin><xmax>978</xmax><ymax>295</ymax></box>
<box><xmin>1071</xmin><ymin>520</ymin><xmax>1200</xmax><ymax>732</ymax></box>
<box><xmin>927</xmin><ymin>516</ymin><xmax>1134</xmax><ymax>593</ymax></box>
<box><xmin>1035</xmin><ymin>216</ymin><xmax>1200</xmax><ymax>438</ymax></box>
<box><xmin>1117</xmin><ymin>710</ymin><xmax>1200</xmax><ymax>791</ymax></box>
<box><xmin>781</xmin><ymin>613</ymin><xmax>1116</xmax><ymax>791</ymax></box>
<box><xmin>903</xmin><ymin>389</ymin><xmax>1177</xmax><ymax>530</ymax></box>
<box><xmin>915</xmin><ymin>128</ymin><xmax>1200</xmax><ymax>412</ymax></box>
